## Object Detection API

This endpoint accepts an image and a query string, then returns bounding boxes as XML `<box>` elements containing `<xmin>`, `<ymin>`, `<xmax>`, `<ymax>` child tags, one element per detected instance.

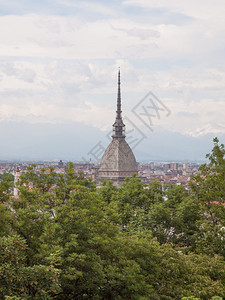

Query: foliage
<box><xmin>189</xmin><ymin>138</ymin><xmax>225</xmax><ymax>257</ymax></box>
<box><xmin>0</xmin><ymin>172</ymin><xmax>13</xmax><ymax>203</ymax></box>
<box><xmin>182</xmin><ymin>297</ymin><xmax>200</xmax><ymax>300</ymax></box>
<box><xmin>0</xmin><ymin>235</ymin><xmax>61</xmax><ymax>299</ymax></box>
<box><xmin>0</xmin><ymin>139</ymin><xmax>224</xmax><ymax>299</ymax></box>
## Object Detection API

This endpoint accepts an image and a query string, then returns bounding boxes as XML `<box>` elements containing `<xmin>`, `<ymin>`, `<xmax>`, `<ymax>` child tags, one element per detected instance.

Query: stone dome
<box><xmin>99</xmin><ymin>139</ymin><xmax>137</xmax><ymax>173</ymax></box>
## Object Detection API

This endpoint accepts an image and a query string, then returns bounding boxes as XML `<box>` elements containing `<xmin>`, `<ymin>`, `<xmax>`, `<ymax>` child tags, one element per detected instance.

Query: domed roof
<box><xmin>99</xmin><ymin>138</ymin><xmax>137</xmax><ymax>172</ymax></box>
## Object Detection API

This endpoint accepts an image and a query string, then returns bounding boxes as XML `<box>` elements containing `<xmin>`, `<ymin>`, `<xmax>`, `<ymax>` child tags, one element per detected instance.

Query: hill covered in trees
<box><xmin>0</xmin><ymin>138</ymin><xmax>225</xmax><ymax>299</ymax></box>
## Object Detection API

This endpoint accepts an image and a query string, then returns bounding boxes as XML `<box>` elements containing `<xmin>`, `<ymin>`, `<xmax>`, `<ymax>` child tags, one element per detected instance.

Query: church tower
<box><xmin>14</xmin><ymin>166</ymin><xmax>20</xmax><ymax>197</ymax></box>
<box><xmin>98</xmin><ymin>69</ymin><xmax>138</xmax><ymax>185</ymax></box>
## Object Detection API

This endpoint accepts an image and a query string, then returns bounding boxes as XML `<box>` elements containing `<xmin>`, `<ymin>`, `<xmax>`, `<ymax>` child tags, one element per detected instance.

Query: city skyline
<box><xmin>0</xmin><ymin>0</ymin><xmax>225</xmax><ymax>161</ymax></box>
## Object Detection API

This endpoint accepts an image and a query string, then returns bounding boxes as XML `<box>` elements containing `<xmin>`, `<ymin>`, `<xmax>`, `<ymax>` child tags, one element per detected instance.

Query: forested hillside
<box><xmin>0</xmin><ymin>138</ymin><xmax>225</xmax><ymax>299</ymax></box>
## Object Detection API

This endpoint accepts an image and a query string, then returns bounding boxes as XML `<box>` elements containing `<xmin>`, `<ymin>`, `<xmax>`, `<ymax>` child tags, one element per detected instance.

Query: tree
<box><xmin>0</xmin><ymin>172</ymin><xmax>13</xmax><ymax>203</ymax></box>
<box><xmin>190</xmin><ymin>138</ymin><xmax>225</xmax><ymax>257</ymax></box>
<box><xmin>143</xmin><ymin>185</ymin><xmax>201</xmax><ymax>247</ymax></box>
<box><xmin>0</xmin><ymin>157</ymin><xmax>224</xmax><ymax>299</ymax></box>
<box><xmin>0</xmin><ymin>235</ymin><xmax>61</xmax><ymax>299</ymax></box>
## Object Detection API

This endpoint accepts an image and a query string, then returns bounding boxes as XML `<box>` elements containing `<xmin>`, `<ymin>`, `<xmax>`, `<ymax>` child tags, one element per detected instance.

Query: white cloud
<box><xmin>123</xmin><ymin>0</ymin><xmax>225</xmax><ymax>21</ymax></box>
<box><xmin>0</xmin><ymin>14</ymin><xmax>161</xmax><ymax>59</ymax></box>
<box><xmin>1</xmin><ymin>56</ymin><xmax>225</xmax><ymax>138</ymax></box>
<box><xmin>0</xmin><ymin>10</ymin><xmax>223</xmax><ymax>64</ymax></box>
<box><xmin>159</xmin><ymin>98</ymin><xmax>225</xmax><ymax>137</ymax></box>
<box><xmin>56</xmin><ymin>0</ymin><xmax>117</xmax><ymax>17</ymax></box>
<box><xmin>0</xmin><ymin>1</ymin><xmax>224</xmax><ymax>145</ymax></box>
<box><xmin>0</xmin><ymin>100</ymin><xmax>114</xmax><ymax>129</ymax></box>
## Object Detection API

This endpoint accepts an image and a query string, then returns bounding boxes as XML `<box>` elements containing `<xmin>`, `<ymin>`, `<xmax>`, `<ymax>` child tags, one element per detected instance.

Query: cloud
<box><xmin>0</xmin><ymin>56</ymin><xmax>225</xmax><ymax>139</ymax></box>
<box><xmin>56</xmin><ymin>0</ymin><xmax>117</xmax><ymax>17</ymax></box>
<box><xmin>176</xmin><ymin>112</ymin><xmax>199</xmax><ymax>118</ymax></box>
<box><xmin>0</xmin><ymin>1</ymin><xmax>224</xmax><ymax>151</ymax></box>
<box><xmin>162</xmin><ymin>99</ymin><xmax>225</xmax><ymax>137</ymax></box>
<box><xmin>123</xmin><ymin>0</ymin><xmax>225</xmax><ymax>21</ymax></box>
<box><xmin>112</xmin><ymin>25</ymin><xmax>160</xmax><ymax>40</ymax></box>
<box><xmin>0</xmin><ymin>99</ymin><xmax>114</xmax><ymax>129</ymax></box>
<box><xmin>0</xmin><ymin>10</ymin><xmax>223</xmax><ymax>66</ymax></box>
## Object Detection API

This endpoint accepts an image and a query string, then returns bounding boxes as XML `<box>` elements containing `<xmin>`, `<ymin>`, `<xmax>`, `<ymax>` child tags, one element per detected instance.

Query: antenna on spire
<box><xmin>112</xmin><ymin>68</ymin><xmax>125</xmax><ymax>139</ymax></box>
<box><xmin>117</xmin><ymin>67</ymin><xmax>121</xmax><ymax>118</ymax></box>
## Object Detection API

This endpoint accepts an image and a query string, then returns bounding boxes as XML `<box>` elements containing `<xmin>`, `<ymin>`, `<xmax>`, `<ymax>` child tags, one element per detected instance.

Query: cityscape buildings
<box><xmin>0</xmin><ymin>159</ymin><xmax>199</xmax><ymax>193</ymax></box>
<box><xmin>0</xmin><ymin>72</ymin><xmax>200</xmax><ymax>189</ymax></box>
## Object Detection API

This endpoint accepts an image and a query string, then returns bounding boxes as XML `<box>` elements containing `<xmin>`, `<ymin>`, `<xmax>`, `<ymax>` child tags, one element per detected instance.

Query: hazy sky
<box><xmin>0</xmin><ymin>0</ymin><xmax>225</xmax><ymax>161</ymax></box>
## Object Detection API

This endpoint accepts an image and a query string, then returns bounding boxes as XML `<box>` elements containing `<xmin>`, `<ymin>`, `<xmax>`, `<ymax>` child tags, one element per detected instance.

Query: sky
<box><xmin>0</xmin><ymin>0</ymin><xmax>225</xmax><ymax>162</ymax></box>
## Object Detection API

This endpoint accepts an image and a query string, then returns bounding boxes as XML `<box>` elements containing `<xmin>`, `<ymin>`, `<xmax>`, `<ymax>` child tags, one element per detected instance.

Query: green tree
<box><xmin>190</xmin><ymin>138</ymin><xmax>225</xmax><ymax>257</ymax></box>
<box><xmin>0</xmin><ymin>172</ymin><xmax>13</xmax><ymax>203</ymax></box>
<box><xmin>144</xmin><ymin>185</ymin><xmax>201</xmax><ymax>247</ymax></box>
<box><xmin>1</xmin><ymin>158</ymin><xmax>224</xmax><ymax>299</ymax></box>
<box><xmin>0</xmin><ymin>174</ymin><xmax>13</xmax><ymax>237</ymax></box>
<box><xmin>0</xmin><ymin>235</ymin><xmax>61</xmax><ymax>299</ymax></box>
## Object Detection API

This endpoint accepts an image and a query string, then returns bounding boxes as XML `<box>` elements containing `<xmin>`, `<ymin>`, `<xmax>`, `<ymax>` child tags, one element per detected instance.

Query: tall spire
<box><xmin>117</xmin><ymin>67</ymin><xmax>121</xmax><ymax>120</ymax></box>
<box><xmin>112</xmin><ymin>68</ymin><xmax>125</xmax><ymax>139</ymax></box>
